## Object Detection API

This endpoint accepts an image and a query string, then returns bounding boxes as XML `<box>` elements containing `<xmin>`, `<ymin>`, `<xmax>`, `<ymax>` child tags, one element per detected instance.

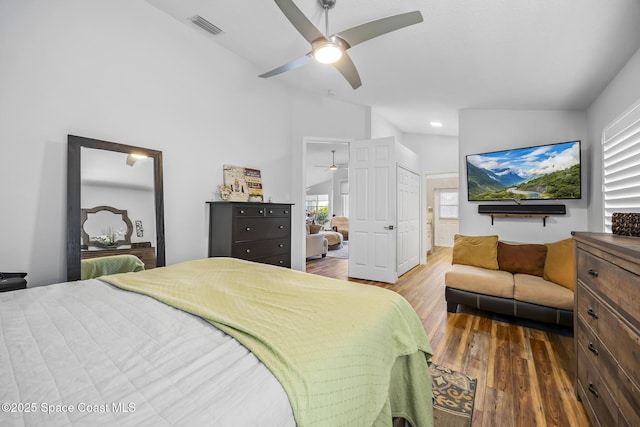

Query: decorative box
<box><xmin>611</xmin><ymin>212</ymin><xmax>640</xmax><ymax>237</ymax></box>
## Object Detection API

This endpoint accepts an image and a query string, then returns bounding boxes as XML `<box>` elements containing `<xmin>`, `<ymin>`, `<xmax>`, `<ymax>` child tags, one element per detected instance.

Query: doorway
<box><xmin>305</xmin><ymin>139</ymin><xmax>350</xmax><ymax>260</ymax></box>
<box><xmin>426</xmin><ymin>173</ymin><xmax>459</xmax><ymax>249</ymax></box>
<box><xmin>434</xmin><ymin>188</ymin><xmax>459</xmax><ymax>247</ymax></box>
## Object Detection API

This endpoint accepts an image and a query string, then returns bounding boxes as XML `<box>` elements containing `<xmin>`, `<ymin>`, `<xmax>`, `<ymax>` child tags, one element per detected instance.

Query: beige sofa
<box><xmin>445</xmin><ymin>235</ymin><xmax>575</xmax><ymax>327</ymax></box>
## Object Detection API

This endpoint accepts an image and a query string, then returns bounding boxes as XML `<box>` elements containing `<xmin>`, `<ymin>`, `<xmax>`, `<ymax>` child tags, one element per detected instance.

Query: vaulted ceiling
<box><xmin>146</xmin><ymin>0</ymin><xmax>640</xmax><ymax>137</ymax></box>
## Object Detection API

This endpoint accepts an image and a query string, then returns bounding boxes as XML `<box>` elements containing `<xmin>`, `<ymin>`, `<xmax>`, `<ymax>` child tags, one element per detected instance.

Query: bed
<box><xmin>1</xmin><ymin>257</ymin><xmax>433</xmax><ymax>426</ymax></box>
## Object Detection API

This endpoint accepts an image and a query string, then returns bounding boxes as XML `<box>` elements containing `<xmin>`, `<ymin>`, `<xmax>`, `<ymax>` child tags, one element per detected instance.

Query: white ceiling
<box><xmin>146</xmin><ymin>0</ymin><xmax>640</xmax><ymax>137</ymax></box>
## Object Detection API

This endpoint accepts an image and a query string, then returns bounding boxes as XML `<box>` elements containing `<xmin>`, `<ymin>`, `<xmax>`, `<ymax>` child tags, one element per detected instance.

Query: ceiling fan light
<box><xmin>329</xmin><ymin>164</ymin><xmax>338</xmax><ymax>171</ymax></box>
<box><xmin>313</xmin><ymin>42</ymin><xmax>343</xmax><ymax>64</ymax></box>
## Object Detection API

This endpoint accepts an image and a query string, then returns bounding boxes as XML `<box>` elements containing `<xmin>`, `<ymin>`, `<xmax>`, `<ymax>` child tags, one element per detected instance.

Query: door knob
<box><xmin>384</xmin><ymin>225</ymin><xmax>394</xmax><ymax>230</ymax></box>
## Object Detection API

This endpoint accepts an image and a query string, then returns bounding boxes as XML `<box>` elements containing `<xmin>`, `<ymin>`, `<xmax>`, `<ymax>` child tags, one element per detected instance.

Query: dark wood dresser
<box><xmin>81</xmin><ymin>247</ymin><xmax>157</xmax><ymax>270</ymax></box>
<box><xmin>207</xmin><ymin>202</ymin><xmax>293</xmax><ymax>268</ymax></box>
<box><xmin>573</xmin><ymin>232</ymin><xmax>640</xmax><ymax>427</ymax></box>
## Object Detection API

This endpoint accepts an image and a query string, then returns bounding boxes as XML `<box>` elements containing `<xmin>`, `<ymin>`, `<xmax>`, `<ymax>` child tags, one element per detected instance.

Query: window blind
<box><xmin>602</xmin><ymin>98</ymin><xmax>640</xmax><ymax>231</ymax></box>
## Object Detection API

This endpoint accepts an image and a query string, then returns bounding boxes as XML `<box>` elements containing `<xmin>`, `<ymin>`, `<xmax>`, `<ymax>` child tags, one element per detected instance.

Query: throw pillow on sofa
<box><xmin>452</xmin><ymin>234</ymin><xmax>499</xmax><ymax>270</ymax></box>
<box><xmin>543</xmin><ymin>238</ymin><xmax>575</xmax><ymax>290</ymax></box>
<box><xmin>308</xmin><ymin>224</ymin><xmax>323</xmax><ymax>234</ymax></box>
<box><xmin>497</xmin><ymin>242</ymin><xmax>547</xmax><ymax>277</ymax></box>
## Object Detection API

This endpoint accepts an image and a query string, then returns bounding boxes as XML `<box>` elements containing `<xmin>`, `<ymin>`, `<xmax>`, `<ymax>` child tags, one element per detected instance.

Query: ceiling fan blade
<box><xmin>332</xmin><ymin>52</ymin><xmax>362</xmax><ymax>89</ymax></box>
<box><xmin>259</xmin><ymin>54</ymin><xmax>313</xmax><ymax>78</ymax></box>
<box><xmin>274</xmin><ymin>0</ymin><xmax>326</xmax><ymax>44</ymax></box>
<box><xmin>336</xmin><ymin>11</ymin><xmax>423</xmax><ymax>48</ymax></box>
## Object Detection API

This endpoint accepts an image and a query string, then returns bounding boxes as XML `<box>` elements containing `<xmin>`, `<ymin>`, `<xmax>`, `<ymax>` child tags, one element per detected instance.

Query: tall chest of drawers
<box><xmin>207</xmin><ymin>201</ymin><xmax>293</xmax><ymax>268</ymax></box>
<box><xmin>573</xmin><ymin>232</ymin><xmax>640</xmax><ymax>427</ymax></box>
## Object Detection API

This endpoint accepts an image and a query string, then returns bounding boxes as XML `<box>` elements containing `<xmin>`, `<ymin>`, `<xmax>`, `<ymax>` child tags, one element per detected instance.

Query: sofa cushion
<box><xmin>543</xmin><ymin>238</ymin><xmax>575</xmax><ymax>290</ymax></box>
<box><xmin>497</xmin><ymin>242</ymin><xmax>547</xmax><ymax>277</ymax></box>
<box><xmin>452</xmin><ymin>234</ymin><xmax>499</xmax><ymax>270</ymax></box>
<box><xmin>445</xmin><ymin>264</ymin><xmax>514</xmax><ymax>298</ymax></box>
<box><xmin>514</xmin><ymin>273</ymin><xmax>574</xmax><ymax>311</ymax></box>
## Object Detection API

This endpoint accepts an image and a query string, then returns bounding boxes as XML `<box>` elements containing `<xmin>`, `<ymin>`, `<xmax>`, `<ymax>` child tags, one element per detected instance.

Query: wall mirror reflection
<box><xmin>81</xmin><ymin>205</ymin><xmax>133</xmax><ymax>249</ymax></box>
<box><xmin>67</xmin><ymin>135</ymin><xmax>165</xmax><ymax>280</ymax></box>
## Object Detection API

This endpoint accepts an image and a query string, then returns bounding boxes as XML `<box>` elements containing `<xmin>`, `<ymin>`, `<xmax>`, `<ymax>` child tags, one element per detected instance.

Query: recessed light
<box><xmin>430</xmin><ymin>121</ymin><xmax>443</xmax><ymax>128</ymax></box>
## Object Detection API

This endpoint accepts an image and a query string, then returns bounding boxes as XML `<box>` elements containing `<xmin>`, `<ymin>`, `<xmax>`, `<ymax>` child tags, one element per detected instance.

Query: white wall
<box><xmin>371</xmin><ymin>109</ymin><xmax>403</xmax><ymax>143</ymax></box>
<box><xmin>402</xmin><ymin>133</ymin><xmax>459</xmax><ymax>175</ymax></box>
<box><xmin>458</xmin><ymin>110</ymin><xmax>588</xmax><ymax>243</ymax></box>
<box><xmin>0</xmin><ymin>1</ymin><xmax>370</xmax><ymax>285</ymax></box>
<box><xmin>587</xmin><ymin>47</ymin><xmax>640</xmax><ymax>231</ymax></box>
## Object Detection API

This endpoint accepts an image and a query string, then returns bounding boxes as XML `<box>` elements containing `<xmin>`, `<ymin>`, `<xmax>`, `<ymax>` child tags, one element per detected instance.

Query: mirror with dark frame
<box><xmin>67</xmin><ymin>135</ymin><xmax>165</xmax><ymax>281</ymax></box>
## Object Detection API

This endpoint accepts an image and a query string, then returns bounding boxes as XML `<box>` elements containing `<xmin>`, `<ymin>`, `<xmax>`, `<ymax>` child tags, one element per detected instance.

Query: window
<box><xmin>306</xmin><ymin>194</ymin><xmax>329</xmax><ymax>224</ymax></box>
<box><xmin>439</xmin><ymin>190</ymin><xmax>459</xmax><ymax>219</ymax></box>
<box><xmin>602</xmin><ymin>98</ymin><xmax>640</xmax><ymax>231</ymax></box>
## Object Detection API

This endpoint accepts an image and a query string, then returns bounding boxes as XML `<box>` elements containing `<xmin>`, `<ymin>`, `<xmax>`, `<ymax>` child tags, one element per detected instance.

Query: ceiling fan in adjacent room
<box><xmin>259</xmin><ymin>0</ymin><xmax>423</xmax><ymax>89</ymax></box>
<box><xmin>314</xmin><ymin>149</ymin><xmax>345</xmax><ymax>171</ymax></box>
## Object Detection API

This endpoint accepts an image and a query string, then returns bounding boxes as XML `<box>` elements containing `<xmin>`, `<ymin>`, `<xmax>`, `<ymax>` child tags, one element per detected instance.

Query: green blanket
<box><xmin>81</xmin><ymin>254</ymin><xmax>145</xmax><ymax>280</ymax></box>
<box><xmin>102</xmin><ymin>257</ymin><xmax>433</xmax><ymax>427</ymax></box>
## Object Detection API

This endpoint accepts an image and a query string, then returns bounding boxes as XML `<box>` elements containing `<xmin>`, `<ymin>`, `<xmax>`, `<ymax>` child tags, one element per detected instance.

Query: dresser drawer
<box><xmin>234</xmin><ymin>218</ymin><xmax>290</xmax><ymax>241</ymax></box>
<box><xmin>232</xmin><ymin>238</ymin><xmax>290</xmax><ymax>260</ymax></box>
<box><xmin>618</xmin><ymin>369</ymin><xmax>640</xmax><ymax>427</ymax></box>
<box><xmin>233</xmin><ymin>205</ymin><xmax>268</xmax><ymax>217</ymax></box>
<box><xmin>576</xmin><ymin>320</ymin><xmax>618</xmax><ymax>396</ymax></box>
<box><xmin>577</xmin><ymin>346</ymin><xmax>618</xmax><ymax>427</ymax></box>
<box><xmin>256</xmin><ymin>253</ymin><xmax>291</xmax><ymax>268</ymax></box>
<box><xmin>577</xmin><ymin>248</ymin><xmax>640</xmax><ymax>324</ymax></box>
<box><xmin>264</xmin><ymin>205</ymin><xmax>291</xmax><ymax>217</ymax></box>
<box><xmin>616</xmin><ymin>319</ymin><xmax>640</xmax><ymax>386</ymax></box>
<box><xmin>576</xmin><ymin>282</ymin><xmax>618</xmax><ymax>351</ymax></box>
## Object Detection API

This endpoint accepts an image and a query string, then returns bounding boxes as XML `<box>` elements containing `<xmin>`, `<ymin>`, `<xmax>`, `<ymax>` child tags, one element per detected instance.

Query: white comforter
<box><xmin>0</xmin><ymin>280</ymin><xmax>296</xmax><ymax>426</ymax></box>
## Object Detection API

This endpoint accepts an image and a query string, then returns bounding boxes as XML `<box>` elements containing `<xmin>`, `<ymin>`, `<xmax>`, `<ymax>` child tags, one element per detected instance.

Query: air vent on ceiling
<box><xmin>190</xmin><ymin>15</ymin><xmax>224</xmax><ymax>36</ymax></box>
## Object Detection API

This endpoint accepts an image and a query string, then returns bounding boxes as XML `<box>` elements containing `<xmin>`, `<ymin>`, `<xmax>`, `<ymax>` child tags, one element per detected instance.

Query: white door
<box><xmin>348</xmin><ymin>137</ymin><xmax>397</xmax><ymax>283</ymax></box>
<box><xmin>397</xmin><ymin>166</ymin><xmax>420</xmax><ymax>276</ymax></box>
<box><xmin>434</xmin><ymin>189</ymin><xmax>459</xmax><ymax>247</ymax></box>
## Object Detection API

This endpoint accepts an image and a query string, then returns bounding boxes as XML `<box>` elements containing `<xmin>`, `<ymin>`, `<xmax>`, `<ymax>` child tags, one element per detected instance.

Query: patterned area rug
<box><xmin>326</xmin><ymin>241</ymin><xmax>348</xmax><ymax>259</ymax></box>
<box><xmin>431</xmin><ymin>364</ymin><xmax>477</xmax><ymax>427</ymax></box>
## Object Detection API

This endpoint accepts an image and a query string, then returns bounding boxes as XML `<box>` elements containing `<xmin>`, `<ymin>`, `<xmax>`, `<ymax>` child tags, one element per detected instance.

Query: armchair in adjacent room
<box><xmin>330</xmin><ymin>216</ymin><xmax>349</xmax><ymax>241</ymax></box>
<box><xmin>306</xmin><ymin>225</ymin><xmax>328</xmax><ymax>259</ymax></box>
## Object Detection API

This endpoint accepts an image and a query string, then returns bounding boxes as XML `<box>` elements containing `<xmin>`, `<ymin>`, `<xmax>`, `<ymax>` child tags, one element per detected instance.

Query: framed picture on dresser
<box><xmin>223</xmin><ymin>164</ymin><xmax>263</xmax><ymax>202</ymax></box>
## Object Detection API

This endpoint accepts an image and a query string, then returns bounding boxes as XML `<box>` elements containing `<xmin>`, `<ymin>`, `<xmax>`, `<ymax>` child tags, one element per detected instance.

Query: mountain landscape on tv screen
<box><xmin>466</xmin><ymin>141</ymin><xmax>581</xmax><ymax>201</ymax></box>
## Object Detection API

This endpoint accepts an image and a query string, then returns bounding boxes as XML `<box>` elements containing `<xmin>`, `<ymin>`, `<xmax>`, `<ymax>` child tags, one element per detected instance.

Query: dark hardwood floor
<box><xmin>306</xmin><ymin>246</ymin><xmax>591</xmax><ymax>427</ymax></box>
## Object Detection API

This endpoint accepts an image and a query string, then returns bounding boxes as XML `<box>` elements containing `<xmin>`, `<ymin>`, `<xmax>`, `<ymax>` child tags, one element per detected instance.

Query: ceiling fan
<box><xmin>314</xmin><ymin>149</ymin><xmax>345</xmax><ymax>171</ymax></box>
<box><xmin>259</xmin><ymin>0</ymin><xmax>423</xmax><ymax>89</ymax></box>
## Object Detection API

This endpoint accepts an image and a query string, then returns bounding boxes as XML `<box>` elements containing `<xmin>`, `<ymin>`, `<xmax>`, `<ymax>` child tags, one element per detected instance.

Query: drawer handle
<box><xmin>269</xmin><ymin>210</ymin><xmax>274</xmax><ymax>214</ymax></box>
<box><xmin>587</xmin><ymin>342</ymin><xmax>599</xmax><ymax>356</ymax></box>
<box><xmin>588</xmin><ymin>383</ymin><xmax>599</xmax><ymax>398</ymax></box>
<box><xmin>239</xmin><ymin>210</ymin><xmax>245</xmax><ymax>214</ymax></box>
<box><xmin>278</xmin><ymin>260</ymin><xmax>284</xmax><ymax>264</ymax></box>
<box><xmin>587</xmin><ymin>308</ymin><xmax>598</xmax><ymax>319</ymax></box>
<box><xmin>259</xmin><ymin>210</ymin><xmax>263</xmax><ymax>214</ymax></box>
<box><xmin>278</xmin><ymin>244</ymin><xmax>284</xmax><ymax>248</ymax></box>
<box><xmin>246</xmin><ymin>249</ymin><xmax>251</xmax><ymax>253</ymax></box>
<box><xmin>587</xmin><ymin>269</ymin><xmax>599</xmax><ymax>277</ymax></box>
<box><xmin>284</xmin><ymin>210</ymin><xmax>289</xmax><ymax>214</ymax></box>
<box><xmin>278</xmin><ymin>225</ymin><xmax>284</xmax><ymax>229</ymax></box>
<box><xmin>245</xmin><ymin>227</ymin><xmax>251</xmax><ymax>231</ymax></box>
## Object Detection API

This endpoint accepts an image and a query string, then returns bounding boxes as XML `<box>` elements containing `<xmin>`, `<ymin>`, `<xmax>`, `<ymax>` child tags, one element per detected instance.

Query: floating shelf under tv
<box><xmin>478</xmin><ymin>204</ymin><xmax>566</xmax><ymax>226</ymax></box>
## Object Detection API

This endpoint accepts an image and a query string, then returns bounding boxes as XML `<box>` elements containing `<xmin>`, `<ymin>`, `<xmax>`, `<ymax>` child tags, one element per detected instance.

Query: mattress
<box><xmin>0</xmin><ymin>279</ymin><xmax>295</xmax><ymax>426</ymax></box>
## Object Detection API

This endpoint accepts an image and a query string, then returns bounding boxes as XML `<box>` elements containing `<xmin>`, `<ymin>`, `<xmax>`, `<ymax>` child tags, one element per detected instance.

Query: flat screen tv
<box><xmin>466</xmin><ymin>140</ymin><xmax>581</xmax><ymax>201</ymax></box>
